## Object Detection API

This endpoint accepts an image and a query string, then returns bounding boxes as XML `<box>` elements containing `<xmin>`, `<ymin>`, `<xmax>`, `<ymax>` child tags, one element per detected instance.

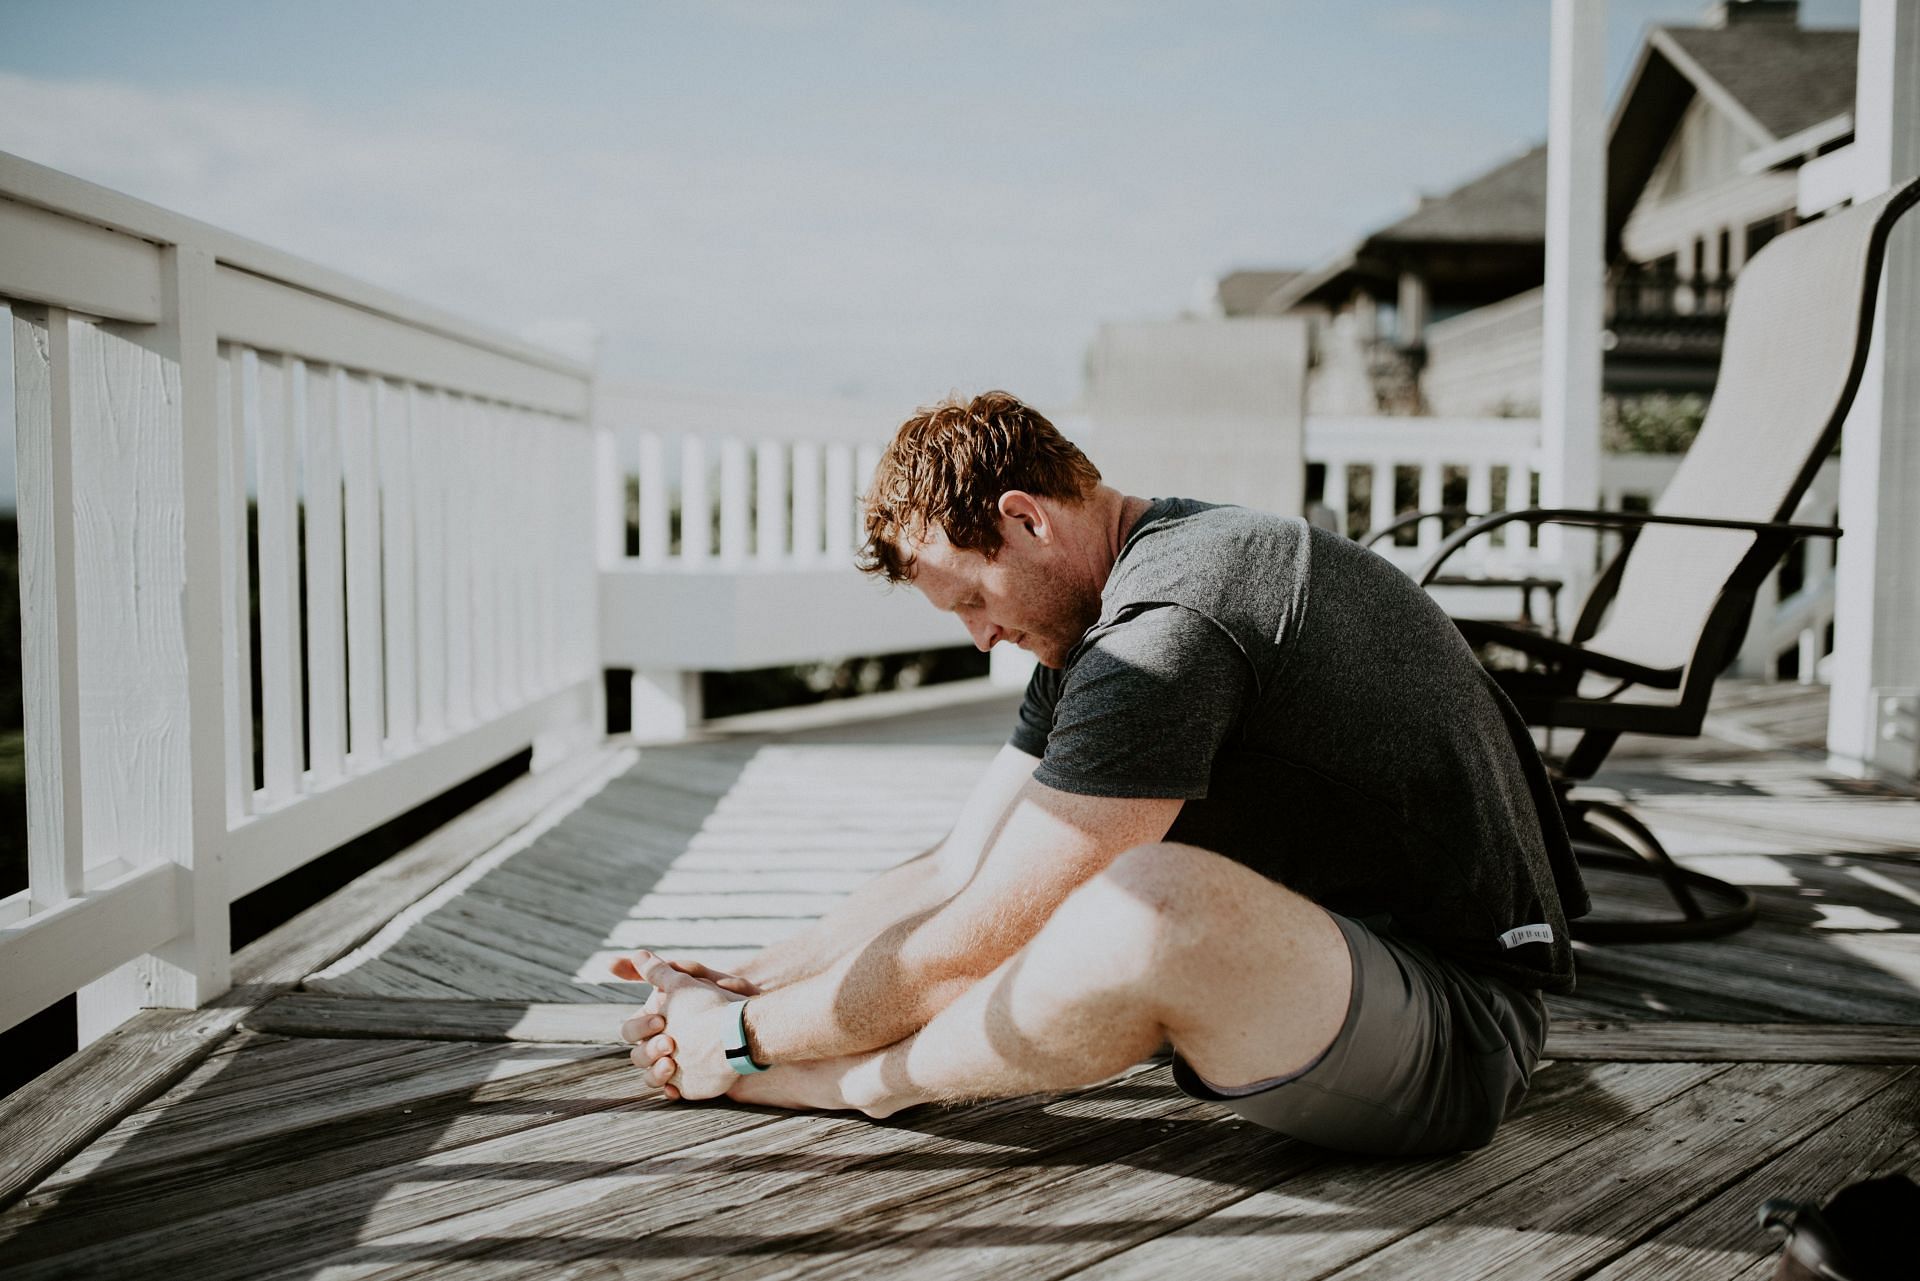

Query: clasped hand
<box><xmin>611</xmin><ymin>950</ymin><xmax>760</xmax><ymax>1101</ymax></box>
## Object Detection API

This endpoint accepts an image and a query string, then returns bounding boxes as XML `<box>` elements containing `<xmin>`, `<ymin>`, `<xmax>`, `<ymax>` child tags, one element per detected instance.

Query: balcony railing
<box><xmin>0</xmin><ymin>152</ymin><xmax>601</xmax><ymax>1040</ymax></box>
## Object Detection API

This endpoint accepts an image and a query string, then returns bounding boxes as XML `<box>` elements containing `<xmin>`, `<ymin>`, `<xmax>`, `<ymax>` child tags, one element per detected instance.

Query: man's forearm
<box><xmin>737</xmin><ymin>851</ymin><xmax>954</xmax><ymax>990</ymax></box>
<box><xmin>739</xmin><ymin>896</ymin><xmax>1020</xmax><ymax>1067</ymax></box>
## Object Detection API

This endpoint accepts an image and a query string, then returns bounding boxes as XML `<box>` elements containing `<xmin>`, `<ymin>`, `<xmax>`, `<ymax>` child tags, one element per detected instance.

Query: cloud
<box><xmin>0</xmin><ymin>68</ymin><xmax>1532</xmax><ymax>407</ymax></box>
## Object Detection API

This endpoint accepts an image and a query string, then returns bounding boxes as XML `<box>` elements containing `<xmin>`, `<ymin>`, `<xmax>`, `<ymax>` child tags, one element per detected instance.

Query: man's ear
<box><xmin>997</xmin><ymin>491</ymin><xmax>1048</xmax><ymax>540</ymax></box>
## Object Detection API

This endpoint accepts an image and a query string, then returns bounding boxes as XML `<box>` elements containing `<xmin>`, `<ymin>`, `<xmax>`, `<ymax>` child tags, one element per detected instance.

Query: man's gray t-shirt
<box><xmin>1009</xmin><ymin>498</ymin><xmax>1588</xmax><ymax>993</ymax></box>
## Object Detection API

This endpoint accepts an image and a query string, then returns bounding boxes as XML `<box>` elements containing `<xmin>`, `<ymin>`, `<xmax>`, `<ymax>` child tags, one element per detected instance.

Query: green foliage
<box><xmin>1603</xmin><ymin>393</ymin><xmax>1707</xmax><ymax>454</ymax></box>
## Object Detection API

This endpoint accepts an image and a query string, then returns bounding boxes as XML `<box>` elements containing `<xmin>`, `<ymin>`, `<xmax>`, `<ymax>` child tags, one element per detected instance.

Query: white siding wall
<box><xmin>1423</xmin><ymin>288</ymin><xmax>1545</xmax><ymax>418</ymax></box>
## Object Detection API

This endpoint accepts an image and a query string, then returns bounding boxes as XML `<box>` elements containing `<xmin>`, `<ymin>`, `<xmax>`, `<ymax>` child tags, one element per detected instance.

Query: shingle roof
<box><xmin>1215</xmin><ymin>269</ymin><xmax>1305</xmax><ymax>316</ymax></box>
<box><xmin>1659</xmin><ymin>25</ymin><xmax>1857</xmax><ymax>140</ymax></box>
<box><xmin>1369</xmin><ymin>144</ymin><xmax>1548</xmax><ymax>245</ymax></box>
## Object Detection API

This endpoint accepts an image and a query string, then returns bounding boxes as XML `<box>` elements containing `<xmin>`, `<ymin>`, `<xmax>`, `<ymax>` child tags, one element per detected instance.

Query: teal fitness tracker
<box><xmin>724</xmin><ymin>999</ymin><xmax>768</xmax><ymax>1074</ymax></box>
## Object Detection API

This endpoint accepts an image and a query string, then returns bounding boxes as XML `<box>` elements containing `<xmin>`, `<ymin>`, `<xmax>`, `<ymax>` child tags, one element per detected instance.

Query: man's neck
<box><xmin>1091</xmin><ymin>490</ymin><xmax>1154</xmax><ymax>590</ymax></box>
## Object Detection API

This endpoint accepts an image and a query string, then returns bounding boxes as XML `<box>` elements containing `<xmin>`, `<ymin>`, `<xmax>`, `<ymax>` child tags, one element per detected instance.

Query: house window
<box><xmin>1717</xmin><ymin>228</ymin><xmax>1732</xmax><ymax>276</ymax></box>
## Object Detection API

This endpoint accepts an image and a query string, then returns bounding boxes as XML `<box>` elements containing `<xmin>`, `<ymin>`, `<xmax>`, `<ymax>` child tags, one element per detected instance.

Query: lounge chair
<box><xmin>1397</xmin><ymin>173</ymin><xmax>1920</xmax><ymax>944</ymax></box>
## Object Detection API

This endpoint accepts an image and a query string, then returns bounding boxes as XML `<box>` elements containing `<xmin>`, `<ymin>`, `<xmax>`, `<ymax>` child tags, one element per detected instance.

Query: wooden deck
<box><xmin>2</xmin><ymin>680</ymin><xmax>1916</xmax><ymax>1279</ymax></box>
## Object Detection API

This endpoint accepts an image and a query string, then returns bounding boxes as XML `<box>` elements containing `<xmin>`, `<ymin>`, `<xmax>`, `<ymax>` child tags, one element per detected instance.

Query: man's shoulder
<box><xmin>1107</xmin><ymin>500</ymin><xmax>1313</xmax><ymax>625</ymax></box>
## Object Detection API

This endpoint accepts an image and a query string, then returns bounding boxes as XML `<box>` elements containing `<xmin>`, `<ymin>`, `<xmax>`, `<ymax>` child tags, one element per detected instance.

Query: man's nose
<box><xmin>965</xmin><ymin>618</ymin><xmax>1002</xmax><ymax>651</ymax></box>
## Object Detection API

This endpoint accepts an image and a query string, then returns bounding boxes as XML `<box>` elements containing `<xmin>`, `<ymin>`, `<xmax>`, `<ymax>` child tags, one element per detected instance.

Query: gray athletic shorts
<box><xmin>1171</xmin><ymin>912</ymin><xmax>1549</xmax><ymax>1156</ymax></box>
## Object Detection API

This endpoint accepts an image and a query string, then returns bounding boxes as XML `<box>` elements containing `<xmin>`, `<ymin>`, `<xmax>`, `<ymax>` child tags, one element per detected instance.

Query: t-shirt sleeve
<box><xmin>1007</xmin><ymin>662</ymin><xmax>1062</xmax><ymax>759</ymax></box>
<box><xmin>1031</xmin><ymin>605</ymin><xmax>1254</xmax><ymax>799</ymax></box>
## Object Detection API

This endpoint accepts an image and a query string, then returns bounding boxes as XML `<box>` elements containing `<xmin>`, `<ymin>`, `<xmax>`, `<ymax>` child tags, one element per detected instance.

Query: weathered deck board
<box><xmin>0</xmin><ymin>742</ymin><xmax>636</xmax><ymax>1211</ymax></box>
<box><xmin>1317</xmin><ymin>1063</ymin><xmax>1906</xmax><ymax>1280</ymax></box>
<box><xmin>1071</xmin><ymin>1062</ymin><xmax>1725</xmax><ymax>1280</ymax></box>
<box><xmin>1585</xmin><ymin>1069</ymin><xmax>1920</xmax><ymax>1281</ymax></box>
<box><xmin>2</xmin><ymin>680</ymin><xmax>1916</xmax><ymax>1280</ymax></box>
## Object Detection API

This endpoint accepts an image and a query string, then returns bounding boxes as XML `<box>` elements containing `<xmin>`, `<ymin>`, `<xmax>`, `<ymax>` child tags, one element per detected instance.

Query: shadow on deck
<box><xmin>0</xmin><ymin>680</ymin><xmax>1915</xmax><ymax>1279</ymax></box>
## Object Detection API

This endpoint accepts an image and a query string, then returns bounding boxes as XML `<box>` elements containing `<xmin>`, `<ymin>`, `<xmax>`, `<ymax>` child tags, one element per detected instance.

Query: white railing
<box><xmin>594</xmin><ymin>383</ymin><xmax>968</xmax><ymax>737</ymax></box>
<box><xmin>0</xmin><ymin>152</ymin><xmax>602</xmax><ymax>1039</ymax></box>
<box><xmin>1307</xmin><ymin>416</ymin><xmax>1546</xmax><ymax>567</ymax></box>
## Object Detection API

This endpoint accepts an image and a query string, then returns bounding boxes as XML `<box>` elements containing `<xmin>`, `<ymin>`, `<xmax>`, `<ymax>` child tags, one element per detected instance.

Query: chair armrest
<box><xmin>1416</xmin><ymin>508</ymin><xmax>1842</xmax><ymax>586</ymax></box>
<box><xmin>1360</xmin><ymin>507</ymin><xmax>1478</xmax><ymax>550</ymax></box>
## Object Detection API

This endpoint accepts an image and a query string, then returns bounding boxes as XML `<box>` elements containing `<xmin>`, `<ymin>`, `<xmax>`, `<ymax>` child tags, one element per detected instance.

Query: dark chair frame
<box><xmin>1388</xmin><ymin>174</ymin><xmax>1920</xmax><ymax>945</ymax></box>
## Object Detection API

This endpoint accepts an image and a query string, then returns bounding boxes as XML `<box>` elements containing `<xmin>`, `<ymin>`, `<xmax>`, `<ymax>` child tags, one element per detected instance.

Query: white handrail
<box><xmin>0</xmin><ymin>152</ymin><xmax>600</xmax><ymax>1040</ymax></box>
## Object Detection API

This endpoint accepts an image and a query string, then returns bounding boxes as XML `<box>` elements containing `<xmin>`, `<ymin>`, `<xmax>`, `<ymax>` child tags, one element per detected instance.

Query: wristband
<box><xmin>724</xmin><ymin>999</ymin><xmax>768</xmax><ymax>1074</ymax></box>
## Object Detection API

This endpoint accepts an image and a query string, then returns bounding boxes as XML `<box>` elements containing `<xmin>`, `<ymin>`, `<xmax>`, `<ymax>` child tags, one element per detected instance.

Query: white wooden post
<box><xmin>13</xmin><ymin>307</ymin><xmax>86</xmax><ymax>910</ymax></box>
<box><xmin>1734</xmin><ymin>569</ymin><xmax>1781</xmax><ymax>679</ymax></box>
<box><xmin>1540</xmin><ymin>0</ymin><xmax>1606</xmax><ymax>590</ymax></box>
<box><xmin>76</xmin><ymin>245</ymin><xmax>231</xmax><ymax>1040</ymax></box>
<box><xmin>1828</xmin><ymin>0</ymin><xmax>1920</xmax><ymax>779</ymax></box>
<box><xmin>630</xmin><ymin>669</ymin><xmax>702</xmax><ymax>740</ymax></box>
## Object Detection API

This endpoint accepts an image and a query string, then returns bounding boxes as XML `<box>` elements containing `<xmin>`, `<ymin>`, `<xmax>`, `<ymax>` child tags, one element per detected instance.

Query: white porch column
<box><xmin>1828</xmin><ymin>0</ymin><xmax>1920</xmax><ymax>780</ymax></box>
<box><xmin>1540</xmin><ymin>0</ymin><xmax>1607</xmax><ymax>613</ymax></box>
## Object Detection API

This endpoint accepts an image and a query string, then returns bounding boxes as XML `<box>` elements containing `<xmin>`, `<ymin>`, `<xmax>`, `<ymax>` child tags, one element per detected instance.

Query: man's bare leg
<box><xmin>724</xmin><ymin>842</ymin><xmax>1352</xmax><ymax>1116</ymax></box>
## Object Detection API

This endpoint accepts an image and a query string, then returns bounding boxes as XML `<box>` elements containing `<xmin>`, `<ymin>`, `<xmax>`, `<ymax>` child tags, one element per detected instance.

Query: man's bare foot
<box><xmin>726</xmin><ymin>1055</ymin><xmax>912</xmax><ymax>1119</ymax></box>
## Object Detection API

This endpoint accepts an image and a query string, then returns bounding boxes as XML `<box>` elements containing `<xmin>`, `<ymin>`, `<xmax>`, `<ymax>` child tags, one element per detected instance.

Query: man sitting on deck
<box><xmin>616</xmin><ymin>391</ymin><xmax>1588</xmax><ymax>1156</ymax></box>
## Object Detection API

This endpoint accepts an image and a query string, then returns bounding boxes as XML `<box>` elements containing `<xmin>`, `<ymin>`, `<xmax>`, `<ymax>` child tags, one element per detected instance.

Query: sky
<box><xmin>0</xmin><ymin>0</ymin><xmax>1862</xmax><ymax>410</ymax></box>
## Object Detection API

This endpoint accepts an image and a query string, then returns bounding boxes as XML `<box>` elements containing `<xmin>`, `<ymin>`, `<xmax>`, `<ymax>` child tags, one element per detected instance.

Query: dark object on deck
<box><xmin>1760</xmin><ymin>1172</ymin><xmax>1920</xmax><ymax>1281</ymax></box>
<box><xmin>1396</xmin><ymin>174</ymin><xmax>1920</xmax><ymax>945</ymax></box>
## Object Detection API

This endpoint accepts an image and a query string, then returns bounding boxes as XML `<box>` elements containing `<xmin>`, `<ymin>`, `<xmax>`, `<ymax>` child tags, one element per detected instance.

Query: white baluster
<box><xmin>1416</xmin><ymin>458</ymin><xmax>1443</xmax><ymax>554</ymax></box>
<box><xmin>791</xmin><ymin>441</ymin><xmax>824</xmax><ymax>564</ymax></box>
<box><xmin>413</xmin><ymin>387</ymin><xmax>447</xmax><ymax>737</ymax></box>
<box><xmin>1321</xmin><ymin>457</ymin><xmax>1347</xmax><ymax>537</ymax></box>
<box><xmin>756</xmin><ymin>439</ymin><xmax>788</xmax><ymax>564</ymax></box>
<box><xmin>377</xmin><ymin>378</ymin><xmax>417</xmax><ymax>750</ymax></box>
<box><xmin>444</xmin><ymin>393</ymin><xmax>475</xmax><ymax>729</ymax></box>
<box><xmin>303</xmin><ymin>366</ymin><xmax>347</xmax><ymax>786</ymax></box>
<box><xmin>1369</xmin><ymin>458</ymin><xmax>1395</xmax><ymax>542</ymax></box>
<box><xmin>720</xmin><ymin>437</ymin><xmax>750</xmax><ymax>565</ymax></box>
<box><xmin>825</xmin><ymin>443</ymin><xmax>855</xmax><ymax>560</ymax></box>
<box><xmin>255</xmin><ymin>351</ymin><xmax>304</xmax><ymax>805</ymax></box>
<box><xmin>340</xmin><ymin>371</ymin><xmax>385</xmax><ymax>762</ymax></box>
<box><xmin>638</xmin><ymin>430</ymin><xmax>669</xmax><ymax>566</ymax></box>
<box><xmin>680</xmin><ymin>434</ymin><xmax>711</xmax><ymax>562</ymax></box>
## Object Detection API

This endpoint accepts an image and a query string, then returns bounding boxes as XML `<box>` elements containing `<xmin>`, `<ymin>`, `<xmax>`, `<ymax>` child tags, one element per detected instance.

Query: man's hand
<box><xmin>611</xmin><ymin>950</ymin><xmax>754</xmax><ymax>1101</ymax></box>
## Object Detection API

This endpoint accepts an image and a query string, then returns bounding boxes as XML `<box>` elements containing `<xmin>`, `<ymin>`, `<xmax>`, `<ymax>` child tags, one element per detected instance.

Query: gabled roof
<box><xmin>1660</xmin><ymin>25</ymin><xmax>1857</xmax><ymax>141</ymax></box>
<box><xmin>1606</xmin><ymin>23</ymin><xmax>1857</xmax><ymax>255</ymax></box>
<box><xmin>1260</xmin><ymin>144</ymin><xmax>1545</xmax><ymax>313</ymax></box>
<box><xmin>1215</xmin><ymin>269</ymin><xmax>1305</xmax><ymax>317</ymax></box>
<box><xmin>1370</xmin><ymin>144</ymin><xmax>1547</xmax><ymax>246</ymax></box>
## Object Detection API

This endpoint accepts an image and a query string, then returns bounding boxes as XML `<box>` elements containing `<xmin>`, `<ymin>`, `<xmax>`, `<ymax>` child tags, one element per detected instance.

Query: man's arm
<box><xmin>734</xmin><ymin>780</ymin><xmax>1181</xmax><ymax>1068</ymax></box>
<box><xmin>732</xmin><ymin>744</ymin><xmax>1042</xmax><ymax>990</ymax></box>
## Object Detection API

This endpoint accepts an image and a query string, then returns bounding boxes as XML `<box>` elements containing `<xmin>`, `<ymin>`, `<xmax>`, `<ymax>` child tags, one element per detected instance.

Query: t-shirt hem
<box><xmin>1031</xmin><ymin>765</ymin><xmax>1208</xmax><ymax>801</ymax></box>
